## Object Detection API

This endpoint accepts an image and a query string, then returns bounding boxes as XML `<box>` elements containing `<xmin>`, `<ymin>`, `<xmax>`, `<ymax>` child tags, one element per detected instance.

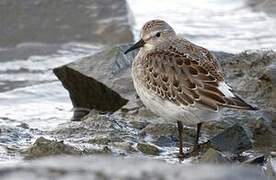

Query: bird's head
<box><xmin>124</xmin><ymin>19</ymin><xmax>176</xmax><ymax>54</ymax></box>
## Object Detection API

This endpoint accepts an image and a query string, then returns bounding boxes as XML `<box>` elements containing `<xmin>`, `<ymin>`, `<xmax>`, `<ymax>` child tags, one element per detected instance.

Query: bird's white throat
<box><xmin>143</xmin><ymin>43</ymin><xmax>155</xmax><ymax>50</ymax></box>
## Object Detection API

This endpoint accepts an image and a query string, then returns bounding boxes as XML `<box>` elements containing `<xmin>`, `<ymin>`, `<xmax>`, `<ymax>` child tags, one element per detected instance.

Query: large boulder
<box><xmin>0</xmin><ymin>156</ymin><xmax>268</xmax><ymax>180</ymax></box>
<box><xmin>0</xmin><ymin>0</ymin><xmax>134</xmax><ymax>47</ymax></box>
<box><xmin>53</xmin><ymin>45</ymin><xmax>138</xmax><ymax>120</ymax></box>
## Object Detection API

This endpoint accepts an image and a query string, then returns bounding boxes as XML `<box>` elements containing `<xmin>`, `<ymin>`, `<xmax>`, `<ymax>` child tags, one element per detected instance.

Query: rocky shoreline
<box><xmin>16</xmin><ymin>46</ymin><xmax>276</xmax><ymax>179</ymax></box>
<box><xmin>0</xmin><ymin>0</ymin><xmax>275</xmax><ymax>179</ymax></box>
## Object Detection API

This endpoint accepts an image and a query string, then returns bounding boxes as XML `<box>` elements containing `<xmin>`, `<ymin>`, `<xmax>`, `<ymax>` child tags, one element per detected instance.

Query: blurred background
<box><xmin>0</xmin><ymin>0</ymin><xmax>275</xmax><ymax>163</ymax></box>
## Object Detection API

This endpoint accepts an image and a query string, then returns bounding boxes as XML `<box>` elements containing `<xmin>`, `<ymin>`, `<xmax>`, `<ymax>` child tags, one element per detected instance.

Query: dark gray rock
<box><xmin>53</xmin><ymin>45</ymin><xmax>137</xmax><ymax>120</ymax></box>
<box><xmin>0</xmin><ymin>0</ymin><xmax>133</xmax><ymax>47</ymax></box>
<box><xmin>0</xmin><ymin>156</ymin><xmax>268</xmax><ymax>180</ymax></box>
<box><xmin>209</xmin><ymin>124</ymin><xmax>252</xmax><ymax>154</ymax></box>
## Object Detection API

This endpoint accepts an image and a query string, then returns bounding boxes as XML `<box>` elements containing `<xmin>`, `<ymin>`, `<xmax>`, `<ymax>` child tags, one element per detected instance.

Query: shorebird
<box><xmin>125</xmin><ymin>19</ymin><xmax>257</xmax><ymax>160</ymax></box>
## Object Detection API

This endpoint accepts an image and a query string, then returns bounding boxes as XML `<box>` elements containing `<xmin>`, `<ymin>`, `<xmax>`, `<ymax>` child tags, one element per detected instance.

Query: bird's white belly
<box><xmin>132</xmin><ymin>72</ymin><xmax>218</xmax><ymax>125</ymax></box>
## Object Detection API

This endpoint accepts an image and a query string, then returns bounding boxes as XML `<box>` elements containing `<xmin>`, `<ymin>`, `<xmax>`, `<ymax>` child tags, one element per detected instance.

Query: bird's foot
<box><xmin>178</xmin><ymin>152</ymin><xmax>185</xmax><ymax>162</ymax></box>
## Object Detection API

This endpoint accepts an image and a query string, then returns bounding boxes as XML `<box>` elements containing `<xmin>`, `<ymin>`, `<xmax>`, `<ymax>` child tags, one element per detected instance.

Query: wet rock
<box><xmin>198</xmin><ymin>148</ymin><xmax>231</xmax><ymax>164</ymax></box>
<box><xmin>22</xmin><ymin>137</ymin><xmax>81</xmax><ymax>159</ymax></box>
<box><xmin>209</xmin><ymin>124</ymin><xmax>252</xmax><ymax>154</ymax></box>
<box><xmin>53</xmin><ymin>45</ymin><xmax>138</xmax><ymax>120</ymax></box>
<box><xmin>137</xmin><ymin>142</ymin><xmax>160</xmax><ymax>156</ymax></box>
<box><xmin>0</xmin><ymin>156</ymin><xmax>268</xmax><ymax>180</ymax></box>
<box><xmin>0</xmin><ymin>0</ymin><xmax>133</xmax><ymax>47</ymax></box>
<box><xmin>53</xmin><ymin>66</ymin><xmax>128</xmax><ymax>121</ymax></box>
<box><xmin>242</xmin><ymin>154</ymin><xmax>265</xmax><ymax>165</ymax></box>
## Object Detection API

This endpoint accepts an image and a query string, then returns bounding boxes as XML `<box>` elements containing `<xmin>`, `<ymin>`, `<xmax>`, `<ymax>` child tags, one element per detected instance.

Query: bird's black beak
<box><xmin>124</xmin><ymin>39</ymin><xmax>145</xmax><ymax>54</ymax></box>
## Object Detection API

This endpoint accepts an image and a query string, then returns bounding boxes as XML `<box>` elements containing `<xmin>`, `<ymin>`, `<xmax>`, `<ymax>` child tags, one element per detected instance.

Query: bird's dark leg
<box><xmin>177</xmin><ymin>121</ymin><xmax>184</xmax><ymax>161</ymax></box>
<box><xmin>192</xmin><ymin>122</ymin><xmax>202</xmax><ymax>153</ymax></box>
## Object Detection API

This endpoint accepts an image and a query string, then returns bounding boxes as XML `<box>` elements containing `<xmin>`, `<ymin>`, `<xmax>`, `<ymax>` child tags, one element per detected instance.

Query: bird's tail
<box><xmin>223</xmin><ymin>93</ymin><xmax>258</xmax><ymax>110</ymax></box>
<box><xmin>217</xmin><ymin>82</ymin><xmax>258</xmax><ymax>110</ymax></box>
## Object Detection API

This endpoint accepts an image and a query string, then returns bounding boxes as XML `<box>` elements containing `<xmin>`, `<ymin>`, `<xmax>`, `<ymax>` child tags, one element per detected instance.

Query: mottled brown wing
<box><xmin>164</xmin><ymin>38</ymin><xmax>224</xmax><ymax>81</ymax></box>
<box><xmin>141</xmin><ymin>51</ymin><xmax>255</xmax><ymax>111</ymax></box>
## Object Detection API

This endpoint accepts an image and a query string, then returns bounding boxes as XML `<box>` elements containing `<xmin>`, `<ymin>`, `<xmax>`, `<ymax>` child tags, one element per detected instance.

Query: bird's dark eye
<box><xmin>156</xmin><ymin>32</ymin><xmax>161</xmax><ymax>37</ymax></box>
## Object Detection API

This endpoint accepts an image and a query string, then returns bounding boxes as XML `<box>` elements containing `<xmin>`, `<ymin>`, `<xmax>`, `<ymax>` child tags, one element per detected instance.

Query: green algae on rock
<box><xmin>21</xmin><ymin>137</ymin><xmax>81</xmax><ymax>159</ymax></box>
<box><xmin>198</xmin><ymin>148</ymin><xmax>231</xmax><ymax>164</ymax></box>
<box><xmin>137</xmin><ymin>142</ymin><xmax>160</xmax><ymax>156</ymax></box>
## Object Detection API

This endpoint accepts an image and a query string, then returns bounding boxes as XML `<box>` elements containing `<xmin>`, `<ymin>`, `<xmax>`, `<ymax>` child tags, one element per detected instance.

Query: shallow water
<box><xmin>0</xmin><ymin>43</ymin><xmax>101</xmax><ymax>163</ymax></box>
<box><xmin>127</xmin><ymin>0</ymin><xmax>276</xmax><ymax>53</ymax></box>
<box><xmin>0</xmin><ymin>0</ymin><xmax>276</xmax><ymax>163</ymax></box>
